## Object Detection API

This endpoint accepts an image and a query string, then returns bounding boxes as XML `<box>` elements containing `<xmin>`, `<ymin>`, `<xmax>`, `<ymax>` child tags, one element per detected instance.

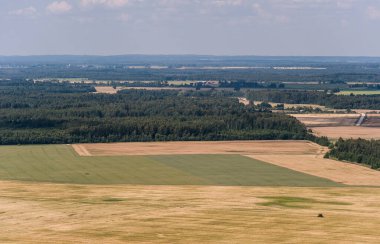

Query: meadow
<box><xmin>0</xmin><ymin>144</ymin><xmax>339</xmax><ymax>186</ymax></box>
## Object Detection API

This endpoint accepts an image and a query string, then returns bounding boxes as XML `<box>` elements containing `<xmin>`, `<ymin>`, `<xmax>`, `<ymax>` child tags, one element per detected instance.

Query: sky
<box><xmin>1</xmin><ymin>0</ymin><xmax>380</xmax><ymax>56</ymax></box>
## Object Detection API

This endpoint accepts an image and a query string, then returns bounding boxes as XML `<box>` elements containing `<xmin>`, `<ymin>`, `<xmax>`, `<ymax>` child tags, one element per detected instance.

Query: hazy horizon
<box><xmin>1</xmin><ymin>0</ymin><xmax>380</xmax><ymax>56</ymax></box>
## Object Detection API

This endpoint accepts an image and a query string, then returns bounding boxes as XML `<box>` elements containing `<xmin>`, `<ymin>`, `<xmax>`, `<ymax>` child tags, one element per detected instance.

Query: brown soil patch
<box><xmin>311</xmin><ymin>126</ymin><xmax>380</xmax><ymax>139</ymax></box>
<box><xmin>72</xmin><ymin>140</ymin><xmax>320</xmax><ymax>157</ymax></box>
<box><xmin>1</xmin><ymin>181</ymin><xmax>380</xmax><ymax>243</ymax></box>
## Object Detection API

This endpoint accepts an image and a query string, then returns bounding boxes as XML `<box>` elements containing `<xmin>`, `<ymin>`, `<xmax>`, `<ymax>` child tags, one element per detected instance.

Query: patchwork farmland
<box><xmin>2</xmin><ymin>57</ymin><xmax>380</xmax><ymax>243</ymax></box>
<box><xmin>1</xmin><ymin>141</ymin><xmax>380</xmax><ymax>243</ymax></box>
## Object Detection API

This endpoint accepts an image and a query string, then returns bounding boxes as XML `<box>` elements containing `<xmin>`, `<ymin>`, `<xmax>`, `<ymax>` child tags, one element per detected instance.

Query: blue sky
<box><xmin>1</xmin><ymin>0</ymin><xmax>380</xmax><ymax>56</ymax></box>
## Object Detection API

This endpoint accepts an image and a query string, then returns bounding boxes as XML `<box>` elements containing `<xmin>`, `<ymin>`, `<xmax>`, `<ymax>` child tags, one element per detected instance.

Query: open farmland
<box><xmin>1</xmin><ymin>182</ymin><xmax>380</xmax><ymax>243</ymax></box>
<box><xmin>291</xmin><ymin>114</ymin><xmax>380</xmax><ymax>139</ymax></box>
<box><xmin>0</xmin><ymin>143</ymin><xmax>339</xmax><ymax>186</ymax></box>
<box><xmin>94</xmin><ymin>86</ymin><xmax>122</xmax><ymax>94</ymax></box>
<box><xmin>290</xmin><ymin>114</ymin><xmax>360</xmax><ymax>127</ymax></box>
<box><xmin>72</xmin><ymin>140</ymin><xmax>320</xmax><ymax>156</ymax></box>
<box><xmin>73</xmin><ymin>140</ymin><xmax>380</xmax><ymax>186</ymax></box>
<box><xmin>2</xmin><ymin>141</ymin><xmax>380</xmax><ymax>242</ymax></box>
<box><xmin>311</xmin><ymin>126</ymin><xmax>380</xmax><ymax>140</ymax></box>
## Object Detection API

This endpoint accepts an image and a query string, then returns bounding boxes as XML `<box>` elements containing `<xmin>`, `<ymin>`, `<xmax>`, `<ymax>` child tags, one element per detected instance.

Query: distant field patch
<box><xmin>291</xmin><ymin>113</ymin><xmax>380</xmax><ymax>140</ymax></box>
<box><xmin>254</xmin><ymin>101</ymin><xmax>326</xmax><ymax>110</ymax></box>
<box><xmin>94</xmin><ymin>86</ymin><xmax>121</xmax><ymax>94</ymax></box>
<box><xmin>290</xmin><ymin>114</ymin><xmax>360</xmax><ymax>127</ymax></box>
<box><xmin>0</xmin><ymin>144</ymin><xmax>340</xmax><ymax>186</ymax></box>
<box><xmin>337</xmin><ymin>90</ymin><xmax>380</xmax><ymax>95</ymax></box>
<box><xmin>311</xmin><ymin>126</ymin><xmax>380</xmax><ymax>140</ymax></box>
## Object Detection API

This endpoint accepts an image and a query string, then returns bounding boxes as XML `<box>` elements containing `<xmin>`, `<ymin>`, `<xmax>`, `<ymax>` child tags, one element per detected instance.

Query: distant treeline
<box><xmin>2</xmin><ymin>60</ymin><xmax>380</xmax><ymax>84</ymax></box>
<box><xmin>326</xmin><ymin>138</ymin><xmax>380</xmax><ymax>169</ymax></box>
<box><xmin>0</xmin><ymin>83</ymin><xmax>329</xmax><ymax>145</ymax></box>
<box><xmin>0</xmin><ymin>79</ymin><xmax>95</xmax><ymax>93</ymax></box>
<box><xmin>246</xmin><ymin>90</ymin><xmax>380</xmax><ymax>110</ymax></box>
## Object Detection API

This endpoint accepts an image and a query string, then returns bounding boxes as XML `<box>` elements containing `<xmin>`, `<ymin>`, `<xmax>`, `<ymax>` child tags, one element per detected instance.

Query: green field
<box><xmin>337</xmin><ymin>90</ymin><xmax>380</xmax><ymax>95</ymax></box>
<box><xmin>0</xmin><ymin>145</ymin><xmax>341</xmax><ymax>186</ymax></box>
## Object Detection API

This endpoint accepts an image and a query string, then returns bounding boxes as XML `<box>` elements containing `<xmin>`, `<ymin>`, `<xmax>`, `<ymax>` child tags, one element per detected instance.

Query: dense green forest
<box><xmin>246</xmin><ymin>90</ymin><xmax>380</xmax><ymax>110</ymax></box>
<box><xmin>326</xmin><ymin>138</ymin><xmax>380</xmax><ymax>169</ymax></box>
<box><xmin>0</xmin><ymin>83</ymin><xmax>328</xmax><ymax>145</ymax></box>
<box><xmin>0</xmin><ymin>79</ymin><xmax>95</xmax><ymax>93</ymax></box>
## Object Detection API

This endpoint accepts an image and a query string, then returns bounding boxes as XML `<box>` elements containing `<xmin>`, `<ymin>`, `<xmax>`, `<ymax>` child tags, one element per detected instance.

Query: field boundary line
<box><xmin>72</xmin><ymin>144</ymin><xmax>92</xmax><ymax>156</ymax></box>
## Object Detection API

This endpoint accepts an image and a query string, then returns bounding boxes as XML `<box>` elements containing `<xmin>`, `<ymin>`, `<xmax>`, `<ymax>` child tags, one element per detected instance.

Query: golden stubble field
<box><xmin>1</xmin><ymin>181</ymin><xmax>380</xmax><ymax>243</ymax></box>
<box><xmin>72</xmin><ymin>140</ymin><xmax>320</xmax><ymax>156</ymax></box>
<box><xmin>2</xmin><ymin>140</ymin><xmax>380</xmax><ymax>243</ymax></box>
<box><xmin>290</xmin><ymin>114</ymin><xmax>380</xmax><ymax>139</ymax></box>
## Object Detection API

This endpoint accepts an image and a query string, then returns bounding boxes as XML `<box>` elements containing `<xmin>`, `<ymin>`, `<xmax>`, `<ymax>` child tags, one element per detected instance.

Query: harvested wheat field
<box><xmin>290</xmin><ymin>114</ymin><xmax>360</xmax><ymax>127</ymax></box>
<box><xmin>94</xmin><ymin>86</ymin><xmax>121</xmax><ymax>94</ymax></box>
<box><xmin>2</xmin><ymin>141</ymin><xmax>380</xmax><ymax>243</ymax></box>
<box><xmin>250</xmin><ymin>154</ymin><xmax>380</xmax><ymax>186</ymax></box>
<box><xmin>290</xmin><ymin>114</ymin><xmax>380</xmax><ymax>139</ymax></box>
<box><xmin>1</xmin><ymin>181</ymin><xmax>380</xmax><ymax>243</ymax></box>
<box><xmin>72</xmin><ymin>140</ymin><xmax>320</xmax><ymax>156</ymax></box>
<box><xmin>311</xmin><ymin>126</ymin><xmax>380</xmax><ymax>140</ymax></box>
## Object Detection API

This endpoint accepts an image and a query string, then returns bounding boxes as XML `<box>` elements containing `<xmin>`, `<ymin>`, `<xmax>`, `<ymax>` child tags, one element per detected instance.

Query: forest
<box><xmin>246</xmin><ymin>90</ymin><xmax>380</xmax><ymax>110</ymax></box>
<box><xmin>326</xmin><ymin>138</ymin><xmax>380</xmax><ymax>169</ymax></box>
<box><xmin>0</xmin><ymin>82</ymin><xmax>327</xmax><ymax>145</ymax></box>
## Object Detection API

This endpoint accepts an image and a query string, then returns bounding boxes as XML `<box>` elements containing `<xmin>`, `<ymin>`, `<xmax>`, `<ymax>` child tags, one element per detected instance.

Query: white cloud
<box><xmin>368</xmin><ymin>6</ymin><xmax>380</xmax><ymax>20</ymax></box>
<box><xmin>252</xmin><ymin>3</ymin><xmax>289</xmax><ymax>23</ymax></box>
<box><xmin>80</xmin><ymin>0</ymin><xmax>129</xmax><ymax>8</ymax></box>
<box><xmin>119</xmin><ymin>13</ymin><xmax>129</xmax><ymax>22</ymax></box>
<box><xmin>252</xmin><ymin>3</ymin><xmax>268</xmax><ymax>17</ymax></box>
<box><xmin>336</xmin><ymin>0</ymin><xmax>356</xmax><ymax>9</ymax></box>
<box><xmin>9</xmin><ymin>6</ymin><xmax>37</xmax><ymax>17</ymax></box>
<box><xmin>213</xmin><ymin>0</ymin><xmax>244</xmax><ymax>6</ymax></box>
<box><xmin>47</xmin><ymin>1</ymin><xmax>72</xmax><ymax>14</ymax></box>
<box><xmin>270</xmin><ymin>0</ymin><xmax>343</xmax><ymax>9</ymax></box>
